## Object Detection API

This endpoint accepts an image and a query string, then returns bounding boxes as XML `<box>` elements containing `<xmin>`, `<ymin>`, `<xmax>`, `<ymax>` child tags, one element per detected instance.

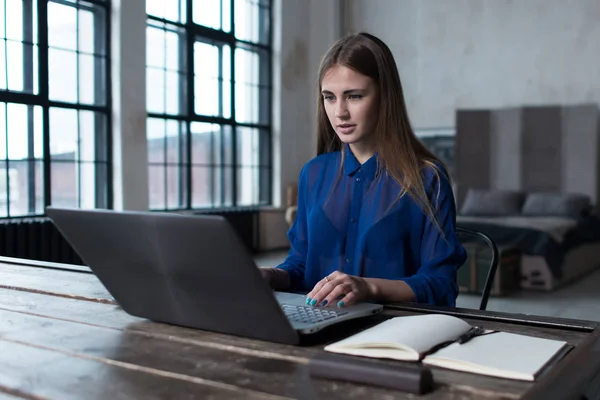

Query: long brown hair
<box><xmin>316</xmin><ymin>32</ymin><xmax>448</xmax><ymax>226</ymax></box>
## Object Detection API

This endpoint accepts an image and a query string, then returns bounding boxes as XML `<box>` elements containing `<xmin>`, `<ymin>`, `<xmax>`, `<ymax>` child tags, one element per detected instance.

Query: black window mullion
<box><xmin>178</xmin><ymin>30</ymin><xmax>186</xmax><ymax>209</ymax></box>
<box><xmin>229</xmin><ymin>0</ymin><xmax>236</xmax><ymax>207</ymax></box>
<box><xmin>185</xmin><ymin>0</ymin><xmax>193</xmax><ymax>210</ymax></box>
<box><xmin>95</xmin><ymin>0</ymin><xmax>110</xmax><ymax>208</ymax></box>
<box><xmin>37</xmin><ymin>0</ymin><xmax>50</xmax><ymax>209</ymax></box>
<box><xmin>3</xmin><ymin>103</ymin><xmax>9</xmax><ymax>216</ymax></box>
<box><xmin>75</xmin><ymin>1</ymin><xmax>81</xmax><ymax>208</ymax></box>
<box><xmin>23</xmin><ymin>0</ymin><xmax>36</xmax><ymax>213</ymax></box>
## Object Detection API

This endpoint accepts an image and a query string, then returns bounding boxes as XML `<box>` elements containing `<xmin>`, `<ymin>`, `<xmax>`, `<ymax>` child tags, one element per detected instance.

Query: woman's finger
<box><xmin>336</xmin><ymin>290</ymin><xmax>356</xmax><ymax>307</ymax></box>
<box><xmin>322</xmin><ymin>281</ymin><xmax>354</xmax><ymax>307</ymax></box>
<box><xmin>307</xmin><ymin>276</ymin><xmax>339</xmax><ymax>306</ymax></box>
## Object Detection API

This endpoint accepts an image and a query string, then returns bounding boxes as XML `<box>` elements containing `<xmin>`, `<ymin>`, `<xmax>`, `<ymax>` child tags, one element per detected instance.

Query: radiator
<box><xmin>0</xmin><ymin>209</ymin><xmax>260</xmax><ymax>265</ymax></box>
<box><xmin>0</xmin><ymin>218</ymin><xmax>84</xmax><ymax>265</ymax></box>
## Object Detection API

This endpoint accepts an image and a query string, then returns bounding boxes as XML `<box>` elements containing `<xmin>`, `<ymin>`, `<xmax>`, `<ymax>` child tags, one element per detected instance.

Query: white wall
<box><xmin>110</xmin><ymin>0</ymin><xmax>343</xmax><ymax>249</ymax></box>
<box><xmin>111</xmin><ymin>0</ymin><xmax>149</xmax><ymax>211</ymax></box>
<box><xmin>345</xmin><ymin>0</ymin><xmax>600</xmax><ymax>128</ymax></box>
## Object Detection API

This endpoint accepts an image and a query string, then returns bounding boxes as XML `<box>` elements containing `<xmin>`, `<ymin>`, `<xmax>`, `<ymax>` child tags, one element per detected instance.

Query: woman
<box><xmin>261</xmin><ymin>32</ymin><xmax>466</xmax><ymax>307</ymax></box>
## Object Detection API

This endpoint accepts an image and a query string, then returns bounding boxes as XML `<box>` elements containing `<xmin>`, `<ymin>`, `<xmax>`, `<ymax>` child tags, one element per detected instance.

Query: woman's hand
<box><xmin>306</xmin><ymin>271</ymin><xmax>376</xmax><ymax>307</ymax></box>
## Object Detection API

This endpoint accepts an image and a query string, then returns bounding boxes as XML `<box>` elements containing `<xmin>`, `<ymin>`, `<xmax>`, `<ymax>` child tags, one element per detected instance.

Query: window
<box><xmin>0</xmin><ymin>0</ymin><xmax>111</xmax><ymax>218</ymax></box>
<box><xmin>146</xmin><ymin>0</ymin><xmax>272</xmax><ymax>211</ymax></box>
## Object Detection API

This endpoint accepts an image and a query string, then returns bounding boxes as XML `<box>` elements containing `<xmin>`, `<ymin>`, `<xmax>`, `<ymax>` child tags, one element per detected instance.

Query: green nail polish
<box><xmin>337</xmin><ymin>301</ymin><xmax>344</xmax><ymax>307</ymax></box>
<box><xmin>310</xmin><ymin>298</ymin><xmax>317</xmax><ymax>306</ymax></box>
<box><xmin>306</xmin><ymin>297</ymin><xmax>311</xmax><ymax>304</ymax></box>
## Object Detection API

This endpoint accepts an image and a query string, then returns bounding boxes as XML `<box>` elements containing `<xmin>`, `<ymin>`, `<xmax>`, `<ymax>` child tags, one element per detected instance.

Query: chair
<box><xmin>456</xmin><ymin>225</ymin><xmax>499</xmax><ymax>311</ymax></box>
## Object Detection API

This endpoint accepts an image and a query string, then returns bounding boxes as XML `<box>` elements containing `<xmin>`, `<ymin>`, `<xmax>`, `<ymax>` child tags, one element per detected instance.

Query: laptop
<box><xmin>45</xmin><ymin>207</ymin><xmax>383</xmax><ymax>345</ymax></box>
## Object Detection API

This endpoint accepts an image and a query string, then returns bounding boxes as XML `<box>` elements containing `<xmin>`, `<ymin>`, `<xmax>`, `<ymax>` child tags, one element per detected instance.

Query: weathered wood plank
<box><xmin>0</xmin><ymin>309</ymin><xmax>436</xmax><ymax>400</ymax></box>
<box><xmin>0</xmin><ymin>340</ymin><xmax>283</xmax><ymax>400</ymax></box>
<box><xmin>0</xmin><ymin>291</ymin><xmax>530</xmax><ymax>399</ymax></box>
<box><xmin>3</xmin><ymin>261</ymin><xmax>597</xmax><ymax>333</ymax></box>
<box><xmin>0</xmin><ymin>264</ymin><xmax>111</xmax><ymax>303</ymax></box>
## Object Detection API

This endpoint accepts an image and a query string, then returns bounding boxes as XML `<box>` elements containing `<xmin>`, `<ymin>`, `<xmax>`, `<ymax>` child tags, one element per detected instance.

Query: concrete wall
<box><xmin>344</xmin><ymin>0</ymin><xmax>600</xmax><ymax>128</ymax></box>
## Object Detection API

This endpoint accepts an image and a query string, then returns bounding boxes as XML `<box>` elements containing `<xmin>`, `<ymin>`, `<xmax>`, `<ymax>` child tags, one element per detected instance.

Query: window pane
<box><xmin>0</xmin><ymin>40</ymin><xmax>35</xmax><ymax>93</ymax></box>
<box><xmin>50</xmin><ymin>161</ymin><xmax>78</xmax><ymax>208</ymax></box>
<box><xmin>236</xmin><ymin>167</ymin><xmax>258</xmax><ymax>206</ymax></box>
<box><xmin>165</xmin><ymin>70</ymin><xmax>181</xmax><ymax>115</ymax></box>
<box><xmin>6</xmin><ymin>40</ymin><xmax>22</xmax><ymax>91</ymax></box>
<box><xmin>5</xmin><ymin>103</ymin><xmax>28</xmax><ymax>160</ymax></box>
<box><xmin>147</xmin><ymin>67</ymin><xmax>165</xmax><ymax>113</ymax></box>
<box><xmin>0</xmin><ymin>41</ymin><xmax>5</xmax><ymax>90</ymax></box>
<box><xmin>234</xmin><ymin>48</ymin><xmax>268</xmax><ymax>124</ymax></box>
<box><xmin>191</xmin><ymin>166</ymin><xmax>212</xmax><ymax>208</ymax></box>
<box><xmin>50</xmin><ymin>107</ymin><xmax>78</xmax><ymax>160</ymax></box>
<box><xmin>236</xmin><ymin>127</ymin><xmax>259</xmax><ymax>167</ymax></box>
<box><xmin>0</xmin><ymin>103</ymin><xmax>43</xmax><ymax>217</ymax></box>
<box><xmin>193</xmin><ymin>0</ymin><xmax>230</xmax><ymax>32</ymax></box>
<box><xmin>165</xmin><ymin>29</ymin><xmax>182</xmax><ymax>71</ymax></box>
<box><xmin>79</xmin><ymin>162</ymin><xmax>96</xmax><ymax>209</ymax></box>
<box><xmin>234</xmin><ymin>0</ymin><xmax>269</xmax><ymax>44</ymax></box>
<box><xmin>166</xmin><ymin>119</ymin><xmax>186</xmax><ymax>164</ymax></box>
<box><xmin>49</xmin><ymin>48</ymin><xmax>77</xmax><ymax>102</ymax></box>
<box><xmin>78</xmin><ymin>8</ymin><xmax>95</xmax><ymax>54</ymax></box>
<box><xmin>147</xmin><ymin>118</ymin><xmax>166</xmax><ymax>163</ymax></box>
<box><xmin>147</xmin><ymin>0</ymin><xmax>185</xmax><ymax>23</ymax></box>
<box><xmin>5</xmin><ymin>0</ymin><xmax>23</xmax><ymax>41</ymax></box>
<box><xmin>79</xmin><ymin>54</ymin><xmax>102</xmax><ymax>105</ymax></box>
<box><xmin>4</xmin><ymin>159</ymin><xmax>45</xmax><ymax>216</ymax></box>
<box><xmin>48</xmin><ymin>2</ymin><xmax>77</xmax><ymax>51</ymax></box>
<box><xmin>50</xmin><ymin>108</ymin><xmax>98</xmax><ymax>162</ymax></box>
<box><xmin>190</xmin><ymin>122</ymin><xmax>216</xmax><ymax>165</ymax></box>
<box><xmin>1</xmin><ymin>164</ymin><xmax>21</xmax><ymax>216</ymax></box>
<box><xmin>78</xmin><ymin>110</ymin><xmax>98</xmax><ymax>163</ymax></box>
<box><xmin>166</xmin><ymin>165</ymin><xmax>183</xmax><ymax>209</ymax></box>
<box><xmin>194</xmin><ymin>42</ymin><xmax>231</xmax><ymax>118</ymax></box>
<box><xmin>146</xmin><ymin>25</ymin><xmax>165</xmax><ymax>69</ymax></box>
<box><xmin>148</xmin><ymin>165</ymin><xmax>165</xmax><ymax>209</ymax></box>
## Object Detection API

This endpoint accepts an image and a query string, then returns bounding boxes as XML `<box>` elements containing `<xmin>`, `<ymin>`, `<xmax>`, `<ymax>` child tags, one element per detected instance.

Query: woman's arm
<box><xmin>399</xmin><ymin>169</ymin><xmax>466</xmax><ymax>306</ymax></box>
<box><xmin>363</xmin><ymin>278</ymin><xmax>416</xmax><ymax>302</ymax></box>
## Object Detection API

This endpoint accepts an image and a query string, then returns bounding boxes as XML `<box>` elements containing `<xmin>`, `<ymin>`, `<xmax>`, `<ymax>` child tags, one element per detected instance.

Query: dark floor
<box><xmin>254</xmin><ymin>250</ymin><xmax>600</xmax><ymax>322</ymax></box>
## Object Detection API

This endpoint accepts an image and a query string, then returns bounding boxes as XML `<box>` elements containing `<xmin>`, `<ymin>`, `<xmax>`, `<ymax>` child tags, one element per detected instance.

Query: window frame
<box><xmin>146</xmin><ymin>0</ymin><xmax>273</xmax><ymax>211</ymax></box>
<box><xmin>0</xmin><ymin>0</ymin><xmax>113</xmax><ymax>218</ymax></box>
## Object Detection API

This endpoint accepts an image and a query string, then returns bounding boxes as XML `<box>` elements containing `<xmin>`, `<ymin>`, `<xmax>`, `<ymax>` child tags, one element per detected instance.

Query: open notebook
<box><xmin>324</xmin><ymin>314</ymin><xmax>571</xmax><ymax>381</ymax></box>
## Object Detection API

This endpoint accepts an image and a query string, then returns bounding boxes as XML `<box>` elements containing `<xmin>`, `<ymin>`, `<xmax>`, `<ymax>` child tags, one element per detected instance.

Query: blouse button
<box><xmin>356</xmin><ymin>177</ymin><xmax>361</xmax><ymax>182</ymax></box>
<box><xmin>345</xmin><ymin>258</ymin><xmax>351</xmax><ymax>264</ymax></box>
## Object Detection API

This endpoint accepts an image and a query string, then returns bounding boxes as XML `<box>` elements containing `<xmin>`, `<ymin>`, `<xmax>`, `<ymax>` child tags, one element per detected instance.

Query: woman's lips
<box><xmin>337</xmin><ymin>124</ymin><xmax>356</xmax><ymax>134</ymax></box>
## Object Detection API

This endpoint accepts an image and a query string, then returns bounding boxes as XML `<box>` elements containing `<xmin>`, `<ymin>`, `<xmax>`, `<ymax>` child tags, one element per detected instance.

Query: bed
<box><xmin>456</xmin><ymin>190</ymin><xmax>600</xmax><ymax>291</ymax></box>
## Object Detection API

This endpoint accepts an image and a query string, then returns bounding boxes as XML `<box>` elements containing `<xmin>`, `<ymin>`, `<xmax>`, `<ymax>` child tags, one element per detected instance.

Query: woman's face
<box><xmin>321</xmin><ymin>64</ymin><xmax>379</xmax><ymax>151</ymax></box>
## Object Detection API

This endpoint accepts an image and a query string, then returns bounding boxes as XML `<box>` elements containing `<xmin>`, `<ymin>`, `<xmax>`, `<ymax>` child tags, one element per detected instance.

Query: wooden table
<box><xmin>1</xmin><ymin>257</ymin><xmax>600</xmax><ymax>400</ymax></box>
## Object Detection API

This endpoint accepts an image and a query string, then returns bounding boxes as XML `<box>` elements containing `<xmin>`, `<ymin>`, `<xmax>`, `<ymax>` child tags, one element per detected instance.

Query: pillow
<box><xmin>521</xmin><ymin>193</ymin><xmax>591</xmax><ymax>218</ymax></box>
<box><xmin>459</xmin><ymin>189</ymin><xmax>525</xmax><ymax>216</ymax></box>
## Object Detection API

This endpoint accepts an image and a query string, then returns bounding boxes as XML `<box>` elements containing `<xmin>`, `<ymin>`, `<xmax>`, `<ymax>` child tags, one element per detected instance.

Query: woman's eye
<box><xmin>348</xmin><ymin>94</ymin><xmax>362</xmax><ymax>100</ymax></box>
<box><xmin>323</xmin><ymin>95</ymin><xmax>335</xmax><ymax>101</ymax></box>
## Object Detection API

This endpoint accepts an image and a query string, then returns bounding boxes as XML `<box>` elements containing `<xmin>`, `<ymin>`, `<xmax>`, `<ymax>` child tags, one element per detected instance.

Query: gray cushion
<box><xmin>460</xmin><ymin>189</ymin><xmax>525</xmax><ymax>216</ymax></box>
<box><xmin>521</xmin><ymin>193</ymin><xmax>591</xmax><ymax>218</ymax></box>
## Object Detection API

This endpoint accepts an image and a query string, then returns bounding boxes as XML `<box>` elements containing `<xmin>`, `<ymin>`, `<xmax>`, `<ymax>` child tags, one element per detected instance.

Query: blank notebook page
<box><xmin>423</xmin><ymin>331</ymin><xmax>568</xmax><ymax>381</ymax></box>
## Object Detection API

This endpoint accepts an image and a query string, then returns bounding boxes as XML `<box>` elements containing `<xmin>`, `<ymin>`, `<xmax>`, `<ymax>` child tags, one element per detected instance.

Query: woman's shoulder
<box><xmin>300</xmin><ymin>151</ymin><xmax>341</xmax><ymax>178</ymax></box>
<box><xmin>420</xmin><ymin>160</ymin><xmax>453</xmax><ymax>193</ymax></box>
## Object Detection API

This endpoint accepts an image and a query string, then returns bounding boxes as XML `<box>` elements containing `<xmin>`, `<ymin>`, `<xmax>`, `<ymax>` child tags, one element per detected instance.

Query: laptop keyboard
<box><xmin>281</xmin><ymin>304</ymin><xmax>349</xmax><ymax>324</ymax></box>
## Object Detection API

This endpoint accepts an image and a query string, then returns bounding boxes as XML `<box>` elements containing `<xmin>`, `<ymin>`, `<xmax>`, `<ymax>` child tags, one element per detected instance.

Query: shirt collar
<box><xmin>342</xmin><ymin>144</ymin><xmax>378</xmax><ymax>180</ymax></box>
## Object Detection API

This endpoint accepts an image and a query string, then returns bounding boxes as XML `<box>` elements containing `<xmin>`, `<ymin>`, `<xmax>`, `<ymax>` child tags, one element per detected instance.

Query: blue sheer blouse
<box><xmin>276</xmin><ymin>145</ymin><xmax>467</xmax><ymax>307</ymax></box>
